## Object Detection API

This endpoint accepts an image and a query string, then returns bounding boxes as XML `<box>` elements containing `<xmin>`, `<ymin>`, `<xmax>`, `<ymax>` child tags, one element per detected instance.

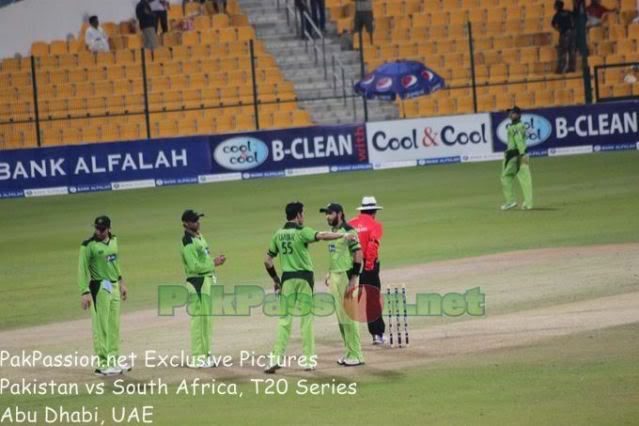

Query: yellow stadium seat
<box><xmin>193</xmin><ymin>15</ymin><xmax>211</xmax><ymax>30</ymax></box>
<box><xmin>237</xmin><ymin>27</ymin><xmax>255</xmax><ymax>41</ymax></box>
<box><xmin>31</xmin><ymin>42</ymin><xmax>49</xmax><ymax>56</ymax></box>
<box><xmin>1</xmin><ymin>58</ymin><xmax>24</xmax><ymax>72</ymax></box>
<box><xmin>185</xmin><ymin>2</ymin><xmax>203</xmax><ymax>16</ymax></box>
<box><xmin>230</xmin><ymin>15</ymin><xmax>249</xmax><ymax>26</ymax></box>
<box><xmin>181</xmin><ymin>31</ymin><xmax>200</xmax><ymax>46</ymax></box>
<box><xmin>212</xmin><ymin>14</ymin><xmax>230</xmax><ymax>28</ymax></box>
<box><xmin>50</xmin><ymin>41</ymin><xmax>68</xmax><ymax>55</ymax></box>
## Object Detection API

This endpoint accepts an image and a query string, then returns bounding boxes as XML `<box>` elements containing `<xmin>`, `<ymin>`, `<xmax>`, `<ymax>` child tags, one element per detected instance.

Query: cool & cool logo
<box><xmin>214</xmin><ymin>137</ymin><xmax>269</xmax><ymax>171</ymax></box>
<box><xmin>372</xmin><ymin>124</ymin><xmax>488</xmax><ymax>151</ymax></box>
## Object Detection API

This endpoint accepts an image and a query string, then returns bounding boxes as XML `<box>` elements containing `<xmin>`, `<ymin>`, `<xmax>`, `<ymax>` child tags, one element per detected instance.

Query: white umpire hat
<box><xmin>356</xmin><ymin>196</ymin><xmax>383</xmax><ymax>211</ymax></box>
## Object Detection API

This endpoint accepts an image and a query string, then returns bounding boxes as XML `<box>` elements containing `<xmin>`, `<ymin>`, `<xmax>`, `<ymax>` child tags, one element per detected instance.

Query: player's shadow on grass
<box><xmin>524</xmin><ymin>207</ymin><xmax>558</xmax><ymax>211</ymax></box>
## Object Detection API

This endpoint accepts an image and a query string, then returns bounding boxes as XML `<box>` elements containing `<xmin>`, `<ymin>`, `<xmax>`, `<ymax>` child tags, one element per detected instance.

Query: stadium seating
<box><xmin>0</xmin><ymin>0</ymin><xmax>311</xmax><ymax>149</ymax></box>
<box><xmin>327</xmin><ymin>0</ymin><xmax>639</xmax><ymax>118</ymax></box>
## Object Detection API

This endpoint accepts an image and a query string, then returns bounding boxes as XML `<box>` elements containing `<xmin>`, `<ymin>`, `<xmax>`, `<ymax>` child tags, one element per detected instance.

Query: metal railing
<box><xmin>282</xmin><ymin>0</ymin><xmax>349</xmax><ymax>98</ymax></box>
<box><xmin>302</xmin><ymin>11</ymin><xmax>327</xmax><ymax>78</ymax></box>
<box><xmin>594</xmin><ymin>62</ymin><xmax>639</xmax><ymax>103</ymax></box>
<box><xmin>0</xmin><ymin>8</ymin><xmax>608</xmax><ymax>149</ymax></box>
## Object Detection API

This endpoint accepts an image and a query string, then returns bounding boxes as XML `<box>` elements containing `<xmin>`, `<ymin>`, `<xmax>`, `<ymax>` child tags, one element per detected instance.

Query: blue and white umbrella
<box><xmin>354</xmin><ymin>60</ymin><xmax>445</xmax><ymax>101</ymax></box>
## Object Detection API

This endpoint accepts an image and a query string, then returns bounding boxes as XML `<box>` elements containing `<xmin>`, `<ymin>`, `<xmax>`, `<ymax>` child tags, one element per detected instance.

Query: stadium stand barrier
<box><xmin>0</xmin><ymin>99</ymin><xmax>637</xmax><ymax>200</ymax></box>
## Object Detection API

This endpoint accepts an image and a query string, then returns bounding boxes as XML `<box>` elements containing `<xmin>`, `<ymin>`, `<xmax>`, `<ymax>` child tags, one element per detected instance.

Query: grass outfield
<box><xmin>1</xmin><ymin>151</ymin><xmax>638</xmax><ymax>329</ymax></box>
<box><xmin>2</xmin><ymin>323</ymin><xmax>637</xmax><ymax>425</ymax></box>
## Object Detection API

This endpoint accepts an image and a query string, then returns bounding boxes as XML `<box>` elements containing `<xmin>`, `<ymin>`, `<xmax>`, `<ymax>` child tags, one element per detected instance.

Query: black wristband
<box><xmin>82</xmin><ymin>291</ymin><xmax>90</xmax><ymax>295</ymax></box>
<box><xmin>266</xmin><ymin>266</ymin><xmax>280</xmax><ymax>283</ymax></box>
<box><xmin>350</xmin><ymin>262</ymin><xmax>362</xmax><ymax>276</ymax></box>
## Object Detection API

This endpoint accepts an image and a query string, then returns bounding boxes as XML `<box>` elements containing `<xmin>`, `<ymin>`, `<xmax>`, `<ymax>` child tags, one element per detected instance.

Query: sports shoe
<box><xmin>521</xmin><ymin>204</ymin><xmax>533</xmax><ymax>210</ymax></box>
<box><xmin>303</xmin><ymin>365</ymin><xmax>316</xmax><ymax>372</ymax></box>
<box><xmin>500</xmin><ymin>202</ymin><xmax>517</xmax><ymax>210</ymax></box>
<box><xmin>342</xmin><ymin>358</ymin><xmax>364</xmax><ymax>367</ymax></box>
<box><xmin>372</xmin><ymin>335</ymin><xmax>385</xmax><ymax>345</ymax></box>
<box><xmin>187</xmin><ymin>357</ymin><xmax>207</xmax><ymax>369</ymax></box>
<box><xmin>202</xmin><ymin>356</ymin><xmax>218</xmax><ymax>368</ymax></box>
<box><xmin>337</xmin><ymin>356</ymin><xmax>345</xmax><ymax>365</ymax></box>
<box><xmin>94</xmin><ymin>368</ymin><xmax>108</xmax><ymax>377</ymax></box>
<box><xmin>95</xmin><ymin>366</ymin><xmax>122</xmax><ymax>376</ymax></box>
<box><xmin>118</xmin><ymin>362</ymin><xmax>132</xmax><ymax>373</ymax></box>
<box><xmin>264</xmin><ymin>363</ymin><xmax>281</xmax><ymax>374</ymax></box>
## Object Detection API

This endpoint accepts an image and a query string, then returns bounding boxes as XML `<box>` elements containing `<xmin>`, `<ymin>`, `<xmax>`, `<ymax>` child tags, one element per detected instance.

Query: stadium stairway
<box><xmin>237</xmin><ymin>0</ymin><xmax>398</xmax><ymax>124</ymax></box>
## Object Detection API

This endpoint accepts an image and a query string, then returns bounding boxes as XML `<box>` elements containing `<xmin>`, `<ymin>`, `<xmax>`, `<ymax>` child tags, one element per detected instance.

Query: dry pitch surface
<box><xmin>1</xmin><ymin>243</ymin><xmax>638</xmax><ymax>385</ymax></box>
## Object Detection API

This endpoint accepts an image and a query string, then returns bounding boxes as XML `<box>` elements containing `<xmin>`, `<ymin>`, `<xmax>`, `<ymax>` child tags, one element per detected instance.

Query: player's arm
<box><xmin>264</xmin><ymin>254</ymin><xmax>281</xmax><ymax>292</ymax></box>
<box><xmin>515</xmin><ymin>127</ymin><xmax>527</xmax><ymax>156</ymax></box>
<box><xmin>514</xmin><ymin>126</ymin><xmax>529</xmax><ymax>164</ymax></box>
<box><xmin>264</xmin><ymin>237</ymin><xmax>281</xmax><ymax>291</ymax></box>
<box><xmin>316</xmin><ymin>231</ymin><xmax>350</xmax><ymax>241</ymax></box>
<box><xmin>182</xmin><ymin>243</ymin><xmax>214</xmax><ymax>275</ymax></box>
<box><xmin>78</xmin><ymin>245</ymin><xmax>92</xmax><ymax>310</ymax></box>
<box><xmin>364</xmin><ymin>226</ymin><xmax>381</xmax><ymax>271</ymax></box>
<box><xmin>115</xmin><ymin>245</ymin><xmax>127</xmax><ymax>302</ymax></box>
<box><xmin>348</xmin><ymin>248</ymin><xmax>363</xmax><ymax>293</ymax></box>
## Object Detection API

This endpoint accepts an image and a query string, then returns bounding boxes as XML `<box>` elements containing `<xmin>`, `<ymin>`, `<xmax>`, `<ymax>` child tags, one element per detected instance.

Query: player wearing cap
<box><xmin>263</xmin><ymin>201</ymin><xmax>356</xmax><ymax>374</ymax></box>
<box><xmin>349</xmin><ymin>196</ymin><xmax>385</xmax><ymax>345</ymax></box>
<box><xmin>320</xmin><ymin>203</ymin><xmax>365</xmax><ymax>367</ymax></box>
<box><xmin>180</xmin><ymin>209</ymin><xmax>226</xmax><ymax>368</ymax></box>
<box><xmin>78</xmin><ymin>216</ymin><xmax>129</xmax><ymax>376</ymax></box>
<box><xmin>501</xmin><ymin>106</ymin><xmax>533</xmax><ymax>210</ymax></box>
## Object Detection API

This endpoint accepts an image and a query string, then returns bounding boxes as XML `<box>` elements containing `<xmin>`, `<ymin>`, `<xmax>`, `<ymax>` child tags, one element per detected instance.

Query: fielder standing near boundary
<box><xmin>78</xmin><ymin>216</ymin><xmax>130</xmax><ymax>376</ymax></box>
<box><xmin>349</xmin><ymin>196</ymin><xmax>385</xmax><ymax>345</ymax></box>
<box><xmin>180</xmin><ymin>209</ymin><xmax>226</xmax><ymax>368</ymax></box>
<box><xmin>320</xmin><ymin>203</ymin><xmax>365</xmax><ymax>367</ymax></box>
<box><xmin>264</xmin><ymin>201</ymin><xmax>355</xmax><ymax>373</ymax></box>
<box><xmin>501</xmin><ymin>106</ymin><xmax>534</xmax><ymax>210</ymax></box>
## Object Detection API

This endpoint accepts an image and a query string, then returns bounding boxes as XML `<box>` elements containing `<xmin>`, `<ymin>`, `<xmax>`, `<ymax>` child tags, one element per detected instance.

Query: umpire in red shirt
<box><xmin>349</xmin><ymin>196</ymin><xmax>385</xmax><ymax>345</ymax></box>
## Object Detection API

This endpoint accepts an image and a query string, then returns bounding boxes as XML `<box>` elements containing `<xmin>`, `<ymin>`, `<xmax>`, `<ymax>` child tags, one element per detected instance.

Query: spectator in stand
<box><xmin>573</xmin><ymin>0</ymin><xmax>588</xmax><ymax>55</ymax></box>
<box><xmin>85</xmin><ymin>15</ymin><xmax>110</xmax><ymax>53</ymax></box>
<box><xmin>632</xmin><ymin>0</ymin><xmax>639</xmax><ymax>23</ymax></box>
<box><xmin>354</xmin><ymin>0</ymin><xmax>374</xmax><ymax>44</ymax></box>
<box><xmin>137</xmin><ymin>0</ymin><xmax>159</xmax><ymax>50</ymax></box>
<box><xmin>150</xmin><ymin>0</ymin><xmax>169</xmax><ymax>34</ymax></box>
<box><xmin>214</xmin><ymin>0</ymin><xmax>227</xmax><ymax>14</ymax></box>
<box><xmin>310</xmin><ymin>0</ymin><xmax>326</xmax><ymax>32</ymax></box>
<box><xmin>552</xmin><ymin>1</ymin><xmax>576</xmax><ymax>73</ymax></box>
<box><xmin>586</xmin><ymin>0</ymin><xmax>617</xmax><ymax>27</ymax></box>
<box><xmin>198</xmin><ymin>0</ymin><xmax>226</xmax><ymax>15</ymax></box>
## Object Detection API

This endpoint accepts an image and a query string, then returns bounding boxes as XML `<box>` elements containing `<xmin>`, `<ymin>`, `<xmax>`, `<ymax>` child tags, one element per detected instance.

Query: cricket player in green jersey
<box><xmin>320</xmin><ymin>203</ymin><xmax>365</xmax><ymax>367</ymax></box>
<box><xmin>78</xmin><ymin>216</ymin><xmax>130</xmax><ymax>376</ymax></box>
<box><xmin>180</xmin><ymin>209</ymin><xmax>226</xmax><ymax>368</ymax></box>
<box><xmin>501</xmin><ymin>106</ymin><xmax>534</xmax><ymax>210</ymax></box>
<box><xmin>263</xmin><ymin>201</ymin><xmax>356</xmax><ymax>374</ymax></box>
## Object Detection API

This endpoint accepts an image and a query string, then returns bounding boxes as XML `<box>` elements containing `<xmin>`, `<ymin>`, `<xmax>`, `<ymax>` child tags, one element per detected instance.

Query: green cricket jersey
<box><xmin>507</xmin><ymin>121</ymin><xmax>528</xmax><ymax>155</ymax></box>
<box><xmin>78</xmin><ymin>234</ymin><xmax>122</xmax><ymax>295</ymax></box>
<box><xmin>267</xmin><ymin>222</ymin><xmax>318</xmax><ymax>272</ymax></box>
<box><xmin>181</xmin><ymin>232</ymin><xmax>215</xmax><ymax>279</ymax></box>
<box><xmin>327</xmin><ymin>223</ymin><xmax>361</xmax><ymax>272</ymax></box>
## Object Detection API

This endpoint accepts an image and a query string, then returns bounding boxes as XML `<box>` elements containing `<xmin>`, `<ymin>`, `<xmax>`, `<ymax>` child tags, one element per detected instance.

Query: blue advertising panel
<box><xmin>491</xmin><ymin>101</ymin><xmax>639</xmax><ymax>154</ymax></box>
<box><xmin>0</xmin><ymin>137</ymin><xmax>211</xmax><ymax>199</ymax></box>
<box><xmin>0</xmin><ymin>124</ymin><xmax>368</xmax><ymax>199</ymax></box>
<box><xmin>208</xmin><ymin>124</ymin><xmax>368</xmax><ymax>177</ymax></box>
